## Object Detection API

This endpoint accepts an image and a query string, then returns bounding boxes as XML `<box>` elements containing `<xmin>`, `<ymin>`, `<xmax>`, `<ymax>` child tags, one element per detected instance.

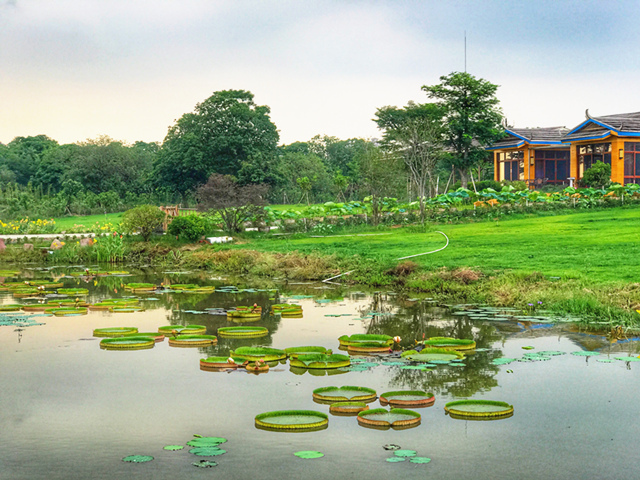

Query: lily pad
<box><xmin>571</xmin><ymin>351</ymin><xmax>600</xmax><ymax>357</ymax></box>
<box><xmin>394</xmin><ymin>449</ymin><xmax>417</xmax><ymax>457</ymax></box>
<box><xmin>410</xmin><ymin>457</ymin><xmax>432</xmax><ymax>464</ymax></box>
<box><xmin>294</xmin><ymin>451</ymin><xmax>324</xmax><ymax>459</ymax></box>
<box><xmin>189</xmin><ymin>447</ymin><xmax>226</xmax><ymax>456</ymax></box>
<box><xmin>186</xmin><ymin>437</ymin><xmax>227</xmax><ymax>447</ymax></box>
<box><xmin>386</xmin><ymin>457</ymin><xmax>406</xmax><ymax>463</ymax></box>
<box><xmin>122</xmin><ymin>455</ymin><xmax>153</xmax><ymax>463</ymax></box>
<box><xmin>615</xmin><ymin>356</ymin><xmax>640</xmax><ymax>362</ymax></box>
<box><xmin>163</xmin><ymin>445</ymin><xmax>184</xmax><ymax>451</ymax></box>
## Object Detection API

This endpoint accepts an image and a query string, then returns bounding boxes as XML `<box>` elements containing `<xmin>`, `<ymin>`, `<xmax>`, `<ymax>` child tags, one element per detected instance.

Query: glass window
<box><xmin>625</xmin><ymin>153</ymin><xmax>634</xmax><ymax>176</ymax></box>
<box><xmin>623</xmin><ymin>144</ymin><xmax>640</xmax><ymax>185</ymax></box>
<box><xmin>557</xmin><ymin>160</ymin><xmax>568</xmax><ymax>181</ymax></box>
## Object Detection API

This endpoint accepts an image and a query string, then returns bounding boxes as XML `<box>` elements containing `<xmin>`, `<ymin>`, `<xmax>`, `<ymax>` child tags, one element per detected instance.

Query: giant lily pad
<box><xmin>422</xmin><ymin>337</ymin><xmax>476</xmax><ymax>351</ymax></box>
<box><xmin>255</xmin><ymin>410</ymin><xmax>328</xmax><ymax>431</ymax></box>
<box><xmin>313</xmin><ymin>386</ymin><xmax>377</xmax><ymax>403</ymax></box>
<box><xmin>444</xmin><ymin>399</ymin><xmax>514</xmax><ymax>419</ymax></box>
<box><xmin>357</xmin><ymin>408</ymin><xmax>421</xmax><ymax>429</ymax></box>
<box><xmin>230</xmin><ymin>346</ymin><xmax>286</xmax><ymax>361</ymax></box>
<box><xmin>217</xmin><ymin>326</ymin><xmax>268</xmax><ymax>338</ymax></box>
<box><xmin>401</xmin><ymin>348</ymin><xmax>464</xmax><ymax>362</ymax></box>
<box><xmin>289</xmin><ymin>353</ymin><xmax>350</xmax><ymax>369</ymax></box>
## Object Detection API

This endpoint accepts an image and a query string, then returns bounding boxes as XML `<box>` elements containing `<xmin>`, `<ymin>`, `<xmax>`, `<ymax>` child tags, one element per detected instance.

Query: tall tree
<box><xmin>5</xmin><ymin>135</ymin><xmax>58</xmax><ymax>185</ymax></box>
<box><xmin>355</xmin><ymin>143</ymin><xmax>403</xmax><ymax>226</ymax></box>
<box><xmin>375</xmin><ymin>102</ymin><xmax>445</xmax><ymax>222</ymax></box>
<box><xmin>154</xmin><ymin>90</ymin><xmax>279</xmax><ymax>195</ymax></box>
<box><xmin>196</xmin><ymin>174</ymin><xmax>268</xmax><ymax>234</ymax></box>
<box><xmin>422</xmin><ymin>72</ymin><xmax>503</xmax><ymax>189</ymax></box>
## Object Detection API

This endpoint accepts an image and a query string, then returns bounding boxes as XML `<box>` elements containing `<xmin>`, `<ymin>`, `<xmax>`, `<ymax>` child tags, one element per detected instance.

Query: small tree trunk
<box><xmin>459</xmin><ymin>169</ymin><xmax>469</xmax><ymax>189</ymax></box>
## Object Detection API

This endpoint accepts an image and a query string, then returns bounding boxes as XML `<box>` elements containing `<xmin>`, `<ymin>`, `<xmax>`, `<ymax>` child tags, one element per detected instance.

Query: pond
<box><xmin>2</xmin><ymin>269</ymin><xmax>640</xmax><ymax>480</ymax></box>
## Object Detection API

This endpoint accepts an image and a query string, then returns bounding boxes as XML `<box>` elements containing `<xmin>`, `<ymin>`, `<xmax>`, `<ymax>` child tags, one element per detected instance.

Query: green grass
<box><xmin>238</xmin><ymin>207</ymin><xmax>640</xmax><ymax>284</ymax></box>
<box><xmin>51</xmin><ymin>213</ymin><xmax>123</xmax><ymax>232</ymax></box>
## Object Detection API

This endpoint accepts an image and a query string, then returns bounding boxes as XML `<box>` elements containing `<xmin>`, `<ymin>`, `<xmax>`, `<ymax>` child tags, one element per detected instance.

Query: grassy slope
<box><xmin>239</xmin><ymin>207</ymin><xmax>640</xmax><ymax>284</ymax></box>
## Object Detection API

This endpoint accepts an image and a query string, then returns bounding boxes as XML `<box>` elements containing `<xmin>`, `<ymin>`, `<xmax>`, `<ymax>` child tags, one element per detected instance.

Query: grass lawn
<box><xmin>239</xmin><ymin>207</ymin><xmax>640</xmax><ymax>284</ymax></box>
<box><xmin>51</xmin><ymin>213</ymin><xmax>123</xmax><ymax>232</ymax></box>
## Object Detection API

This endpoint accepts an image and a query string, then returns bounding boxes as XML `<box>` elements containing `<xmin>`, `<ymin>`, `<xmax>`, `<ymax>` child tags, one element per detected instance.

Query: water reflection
<box><xmin>5</xmin><ymin>268</ymin><xmax>640</xmax><ymax>479</ymax></box>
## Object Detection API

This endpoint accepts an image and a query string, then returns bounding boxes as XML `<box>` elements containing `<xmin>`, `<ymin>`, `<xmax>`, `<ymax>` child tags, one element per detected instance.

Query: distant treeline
<box><xmin>0</xmin><ymin>83</ymin><xmax>500</xmax><ymax>219</ymax></box>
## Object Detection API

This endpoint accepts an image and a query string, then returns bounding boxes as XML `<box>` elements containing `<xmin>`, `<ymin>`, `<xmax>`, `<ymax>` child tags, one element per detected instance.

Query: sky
<box><xmin>2</xmin><ymin>0</ymin><xmax>640</xmax><ymax>146</ymax></box>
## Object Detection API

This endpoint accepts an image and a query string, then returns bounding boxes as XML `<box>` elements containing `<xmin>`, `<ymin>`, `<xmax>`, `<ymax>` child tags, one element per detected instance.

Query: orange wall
<box><xmin>570</xmin><ymin>134</ymin><xmax>627</xmax><ymax>184</ymax></box>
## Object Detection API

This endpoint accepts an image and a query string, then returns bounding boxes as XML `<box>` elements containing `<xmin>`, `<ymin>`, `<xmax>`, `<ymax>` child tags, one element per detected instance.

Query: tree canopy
<box><xmin>375</xmin><ymin>102</ymin><xmax>445</xmax><ymax>220</ymax></box>
<box><xmin>154</xmin><ymin>90</ymin><xmax>279</xmax><ymax>194</ymax></box>
<box><xmin>422</xmin><ymin>72</ymin><xmax>503</xmax><ymax>188</ymax></box>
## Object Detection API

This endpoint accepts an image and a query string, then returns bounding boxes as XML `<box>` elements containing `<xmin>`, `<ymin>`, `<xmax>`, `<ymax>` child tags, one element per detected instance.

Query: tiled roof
<box><xmin>489</xmin><ymin>127</ymin><xmax>568</xmax><ymax>149</ymax></box>
<box><xmin>563</xmin><ymin>111</ymin><xmax>640</xmax><ymax>141</ymax></box>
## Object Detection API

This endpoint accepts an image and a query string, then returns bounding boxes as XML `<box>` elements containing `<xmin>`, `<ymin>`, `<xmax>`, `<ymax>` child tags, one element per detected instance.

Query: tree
<box><xmin>196</xmin><ymin>174</ymin><xmax>268</xmax><ymax>234</ymax></box>
<box><xmin>5</xmin><ymin>135</ymin><xmax>58</xmax><ymax>185</ymax></box>
<box><xmin>422</xmin><ymin>72</ymin><xmax>503</xmax><ymax>189</ymax></box>
<box><xmin>154</xmin><ymin>90</ymin><xmax>279</xmax><ymax>195</ymax></box>
<box><xmin>121</xmin><ymin>205</ymin><xmax>165</xmax><ymax>241</ymax></box>
<box><xmin>355</xmin><ymin>143</ymin><xmax>403</xmax><ymax>225</ymax></box>
<box><xmin>270</xmin><ymin>150</ymin><xmax>332</xmax><ymax>204</ymax></box>
<box><xmin>375</xmin><ymin>102</ymin><xmax>445</xmax><ymax>222</ymax></box>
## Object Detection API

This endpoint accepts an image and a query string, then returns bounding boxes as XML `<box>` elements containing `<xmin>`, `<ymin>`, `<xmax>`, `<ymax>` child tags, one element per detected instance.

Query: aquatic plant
<box><xmin>254</xmin><ymin>410</ymin><xmax>329</xmax><ymax>431</ymax></box>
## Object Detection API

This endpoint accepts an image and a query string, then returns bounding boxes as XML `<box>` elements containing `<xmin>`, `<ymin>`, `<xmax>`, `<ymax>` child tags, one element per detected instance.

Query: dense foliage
<box><xmin>120</xmin><ymin>204</ymin><xmax>166</xmax><ymax>241</ymax></box>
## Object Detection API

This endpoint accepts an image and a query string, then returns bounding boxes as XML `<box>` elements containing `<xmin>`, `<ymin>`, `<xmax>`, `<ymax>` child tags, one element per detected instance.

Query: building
<box><xmin>489</xmin><ymin>126</ymin><xmax>569</xmax><ymax>187</ymax></box>
<box><xmin>562</xmin><ymin>111</ymin><xmax>640</xmax><ymax>185</ymax></box>
<box><xmin>490</xmin><ymin>111</ymin><xmax>640</xmax><ymax>187</ymax></box>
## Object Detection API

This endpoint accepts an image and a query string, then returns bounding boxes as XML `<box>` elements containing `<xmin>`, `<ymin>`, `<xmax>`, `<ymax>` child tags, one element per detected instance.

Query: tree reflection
<box><xmin>360</xmin><ymin>292</ymin><xmax>507</xmax><ymax>397</ymax></box>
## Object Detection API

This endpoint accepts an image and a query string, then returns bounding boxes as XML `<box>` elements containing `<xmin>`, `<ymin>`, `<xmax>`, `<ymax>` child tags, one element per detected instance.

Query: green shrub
<box><xmin>167</xmin><ymin>214</ymin><xmax>206</xmax><ymax>242</ymax></box>
<box><xmin>579</xmin><ymin>161</ymin><xmax>611</xmax><ymax>189</ymax></box>
<box><xmin>121</xmin><ymin>205</ymin><xmax>165</xmax><ymax>241</ymax></box>
<box><xmin>475</xmin><ymin>180</ymin><xmax>502</xmax><ymax>191</ymax></box>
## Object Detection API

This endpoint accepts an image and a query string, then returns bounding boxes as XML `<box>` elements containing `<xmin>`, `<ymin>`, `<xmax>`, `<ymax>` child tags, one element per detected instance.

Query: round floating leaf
<box><xmin>521</xmin><ymin>346</ymin><xmax>535</xmax><ymax>350</ymax></box>
<box><xmin>571</xmin><ymin>351</ymin><xmax>600</xmax><ymax>357</ymax></box>
<box><xmin>401</xmin><ymin>365</ymin><xmax>427</xmax><ymax>370</ymax></box>
<box><xmin>597</xmin><ymin>359</ymin><xmax>615</xmax><ymax>363</ymax></box>
<box><xmin>394</xmin><ymin>450</ymin><xmax>417</xmax><ymax>457</ymax></box>
<box><xmin>615</xmin><ymin>356</ymin><xmax>640</xmax><ymax>362</ymax></box>
<box><xmin>538</xmin><ymin>351</ymin><xmax>565</xmax><ymax>356</ymax></box>
<box><xmin>386</xmin><ymin>457</ymin><xmax>406</xmax><ymax>463</ymax></box>
<box><xmin>186</xmin><ymin>437</ymin><xmax>227</xmax><ymax>447</ymax></box>
<box><xmin>163</xmin><ymin>445</ymin><xmax>184</xmax><ymax>451</ymax></box>
<box><xmin>192</xmin><ymin>460</ymin><xmax>218</xmax><ymax>468</ymax></box>
<box><xmin>189</xmin><ymin>447</ymin><xmax>226</xmax><ymax>456</ymax></box>
<box><xmin>122</xmin><ymin>455</ymin><xmax>153</xmax><ymax>463</ymax></box>
<box><xmin>410</xmin><ymin>457</ymin><xmax>432</xmax><ymax>464</ymax></box>
<box><xmin>294</xmin><ymin>451</ymin><xmax>324</xmax><ymax>459</ymax></box>
<box><xmin>492</xmin><ymin>358</ymin><xmax>516</xmax><ymax>365</ymax></box>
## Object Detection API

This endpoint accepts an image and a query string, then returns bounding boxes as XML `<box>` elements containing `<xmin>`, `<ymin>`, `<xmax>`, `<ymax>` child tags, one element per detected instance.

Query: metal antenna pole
<box><xmin>464</xmin><ymin>31</ymin><xmax>467</xmax><ymax>72</ymax></box>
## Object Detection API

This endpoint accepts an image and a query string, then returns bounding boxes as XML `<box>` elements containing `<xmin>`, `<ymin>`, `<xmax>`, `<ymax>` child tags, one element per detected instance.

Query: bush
<box><xmin>167</xmin><ymin>214</ymin><xmax>207</xmax><ymax>242</ymax></box>
<box><xmin>448</xmin><ymin>179</ymin><xmax>501</xmax><ymax>192</ymax></box>
<box><xmin>502</xmin><ymin>180</ymin><xmax>528</xmax><ymax>191</ymax></box>
<box><xmin>579</xmin><ymin>161</ymin><xmax>611</xmax><ymax>189</ymax></box>
<box><xmin>121</xmin><ymin>205</ymin><xmax>165</xmax><ymax>241</ymax></box>
<box><xmin>475</xmin><ymin>180</ymin><xmax>502</xmax><ymax>191</ymax></box>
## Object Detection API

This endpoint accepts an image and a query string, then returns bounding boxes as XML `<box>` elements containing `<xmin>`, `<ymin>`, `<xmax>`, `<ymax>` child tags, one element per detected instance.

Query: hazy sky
<box><xmin>2</xmin><ymin>0</ymin><xmax>639</xmax><ymax>146</ymax></box>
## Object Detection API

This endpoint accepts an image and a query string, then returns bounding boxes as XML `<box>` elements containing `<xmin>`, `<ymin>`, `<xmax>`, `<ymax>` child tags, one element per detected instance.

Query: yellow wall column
<box><xmin>569</xmin><ymin>143</ymin><xmax>578</xmax><ymax>180</ymax></box>
<box><xmin>522</xmin><ymin>145</ymin><xmax>530</xmax><ymax>183</ymax></box>
<box><xmin>494</xmin><ymin>152</ymin><xmax>499</xmax><ymax>181</ymax></box>
<box><xmin>610</xmin><ymin>136</ymin><xmax>624</xmax><ymax>184</ymax></box>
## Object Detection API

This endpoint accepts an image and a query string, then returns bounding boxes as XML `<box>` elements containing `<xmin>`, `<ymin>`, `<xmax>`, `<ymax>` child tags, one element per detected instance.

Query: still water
<box><xmin>1</xmin><ymin>270</ymin><xmax>640</xmax><ymax>480</ymax></box>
